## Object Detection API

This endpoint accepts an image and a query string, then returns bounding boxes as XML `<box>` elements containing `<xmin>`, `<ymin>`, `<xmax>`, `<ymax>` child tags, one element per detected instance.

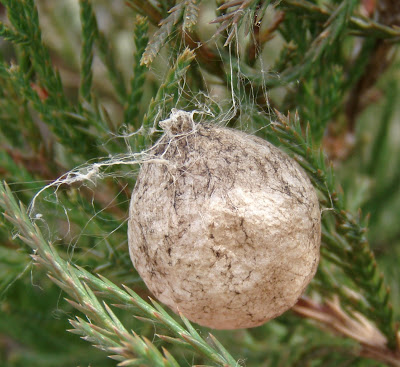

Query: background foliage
<box><xmin>0</xmin><ymin>0</ymin><xmax>400</xmax><ymax>366</ymax></box>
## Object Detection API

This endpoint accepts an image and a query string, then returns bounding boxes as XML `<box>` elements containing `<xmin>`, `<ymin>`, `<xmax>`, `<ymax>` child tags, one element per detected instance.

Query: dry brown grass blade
<box><xmin>293</xmin><ymin>297</ymin><xmax>400</xmax><ymax>366</ymax></box>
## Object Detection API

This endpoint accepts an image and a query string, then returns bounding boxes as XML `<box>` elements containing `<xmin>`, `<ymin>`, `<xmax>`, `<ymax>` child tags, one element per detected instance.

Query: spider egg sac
<box><xmin>128</xmin><ymin>109</ymin><xmax>321</xmax><ymax>329</ymax></box>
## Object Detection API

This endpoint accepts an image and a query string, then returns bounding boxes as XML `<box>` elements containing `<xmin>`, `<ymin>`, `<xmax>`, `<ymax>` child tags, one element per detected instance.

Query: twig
<box><xmin>345</xmin><ymin>0</ymin><xmax>400</xmax><ymax>131</ymax></box>
<box><xmin>125</xmin><ymin>0</ymin><xmax>163</xmax><ymax>25</ymax></box>
<box><xmin>281</xmin><ymin>0</ymin><xmax>400</xmax><ymax>39</ymax></box>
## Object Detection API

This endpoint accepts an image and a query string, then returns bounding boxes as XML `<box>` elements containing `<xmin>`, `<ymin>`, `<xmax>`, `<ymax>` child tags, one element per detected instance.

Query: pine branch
<box><xmin>141</xmin><ymin>3</ymin><xmax>184</xmax><ymax>66</ymax></box>
<box><xmin>79</xmin><ymin>0</ymin><xmax>97</xmax><ymax>103</ymax></box>
<box><xmin>17</xmin><ymin>0</ymin><xmax>68</xmax><ymax>109</ymax></box>
<box><xmin>0</xmin><ymin>2</ymin><xmax>107</xmax><ymax>159</ymax></box>
<box><xmin>280</xmin><ymin>0</ymin><xmax>400</xmax><ymax>39</ymax></box>
<box><xmin>0</xmin><ymin>27</ymin><xmax>107</xmax><ymax>161</ymax></box>
<box><xmin>212</xmin><ymin>1</ymin><xmax>358</xmax><ymax>93</ymax></box>
<box><xmin>0</xmin><ymin>63</ymin><xmax>70</xmax><ymax>141</ymax></box>
<box><xmin>296</xmin><ymin>64</ymin><xmax>344</xmax><ymax>143</ymax></box>
<box><xmin>142</xmin><ymin>48</ymin><xmax>195</xmax><ymax>134</ymax></box>
<box><xmin>182</xmin><ymin>0</ymin><xmax>200</xmax><ymax>31</ymax></box>
<box><xmin>269</xmin><ymin>111</ymin><xmax>398</xmax><ymax>349</ymax></box>
<box><xmin>0</xmin><ymin>69</ymin><xmax>37</xmax><ymax>149</ymax></box>
<box><xmin>276</xmin><ymin>0</ymin><xmax>358</xmax><ymax>86</ymax></box>
<box><xmin>1</xmin><ymin>1</ymin><xmax>27</xmax><ymax>33</ymax></box>
<box><xmin>140</xmin><ymin>0</ymin><xmax>201</xmax><ymax>66</ymax></box>
<box><xmin>96</xmin><ymin>31</ymin><xmax>128</xmax><ymax>103</ymax></box>
<box><xmin>0</xmin><ymin>182</ymin><xmax>239</xmax><ymax>366</ymax></box>
<box><xmin>125</xmin><ymin>0</ymin><xmax>163</xmax><ymax>25</ymax></box>
<box><xmin>345</xmin><ymin>0</ymin><xmax>399</xmax><ymax>132</ymax></box>
<box><xmin>366</xmin><ymin>80</ymin><xmax>397</xmax><ymax>177</ymax></box>
<box><xmin>78</xmin><ymin>0</ymin><xmax>128</xmax><ymax>103</ymax></box>
<box><xmin>211</xmin><ymin>0</ymin><xmax>259</xmax><ymax>46</ymax></box>
<box><xmin>0</xmin><ymin>63</ymin><xmax>102</xmax><ymax>159</ymax></box>
<box><xmin>0</xmin><ymin>22</ymin><xmax>30</xmax><ymax>44</ymax></box>
<box><xmin>124</xmin><ymin>15</ymin><xmax>149</xmax><ymax>129</ymax></box>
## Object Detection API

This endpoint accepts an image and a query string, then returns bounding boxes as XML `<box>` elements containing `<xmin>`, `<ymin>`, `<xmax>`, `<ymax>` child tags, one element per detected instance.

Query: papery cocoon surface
<box><xmin>128</xmin><ymin>110</ymin><xmax>321</xmax><ymax>329</ymax></box>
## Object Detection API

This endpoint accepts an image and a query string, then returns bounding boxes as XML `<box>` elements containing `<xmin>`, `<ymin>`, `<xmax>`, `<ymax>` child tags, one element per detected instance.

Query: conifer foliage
<box><xmin>0</xmin><ymin>1</ymin><xmax>400</xmax><ymax>366</ymax></box>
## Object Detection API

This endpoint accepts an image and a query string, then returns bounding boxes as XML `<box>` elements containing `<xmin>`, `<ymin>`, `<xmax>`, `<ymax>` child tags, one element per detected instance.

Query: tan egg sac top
<box><xmin>128</xmin><ymin>110</ymin><xmax>321</xmax><ymax>329</ymax></box>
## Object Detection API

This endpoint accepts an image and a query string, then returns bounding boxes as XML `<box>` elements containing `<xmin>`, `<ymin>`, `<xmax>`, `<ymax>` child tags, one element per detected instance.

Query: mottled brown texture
<box><xmin>128</xmin><ymin>110</ymin><xmax>321</xmax><ymax>329</ymax></box>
